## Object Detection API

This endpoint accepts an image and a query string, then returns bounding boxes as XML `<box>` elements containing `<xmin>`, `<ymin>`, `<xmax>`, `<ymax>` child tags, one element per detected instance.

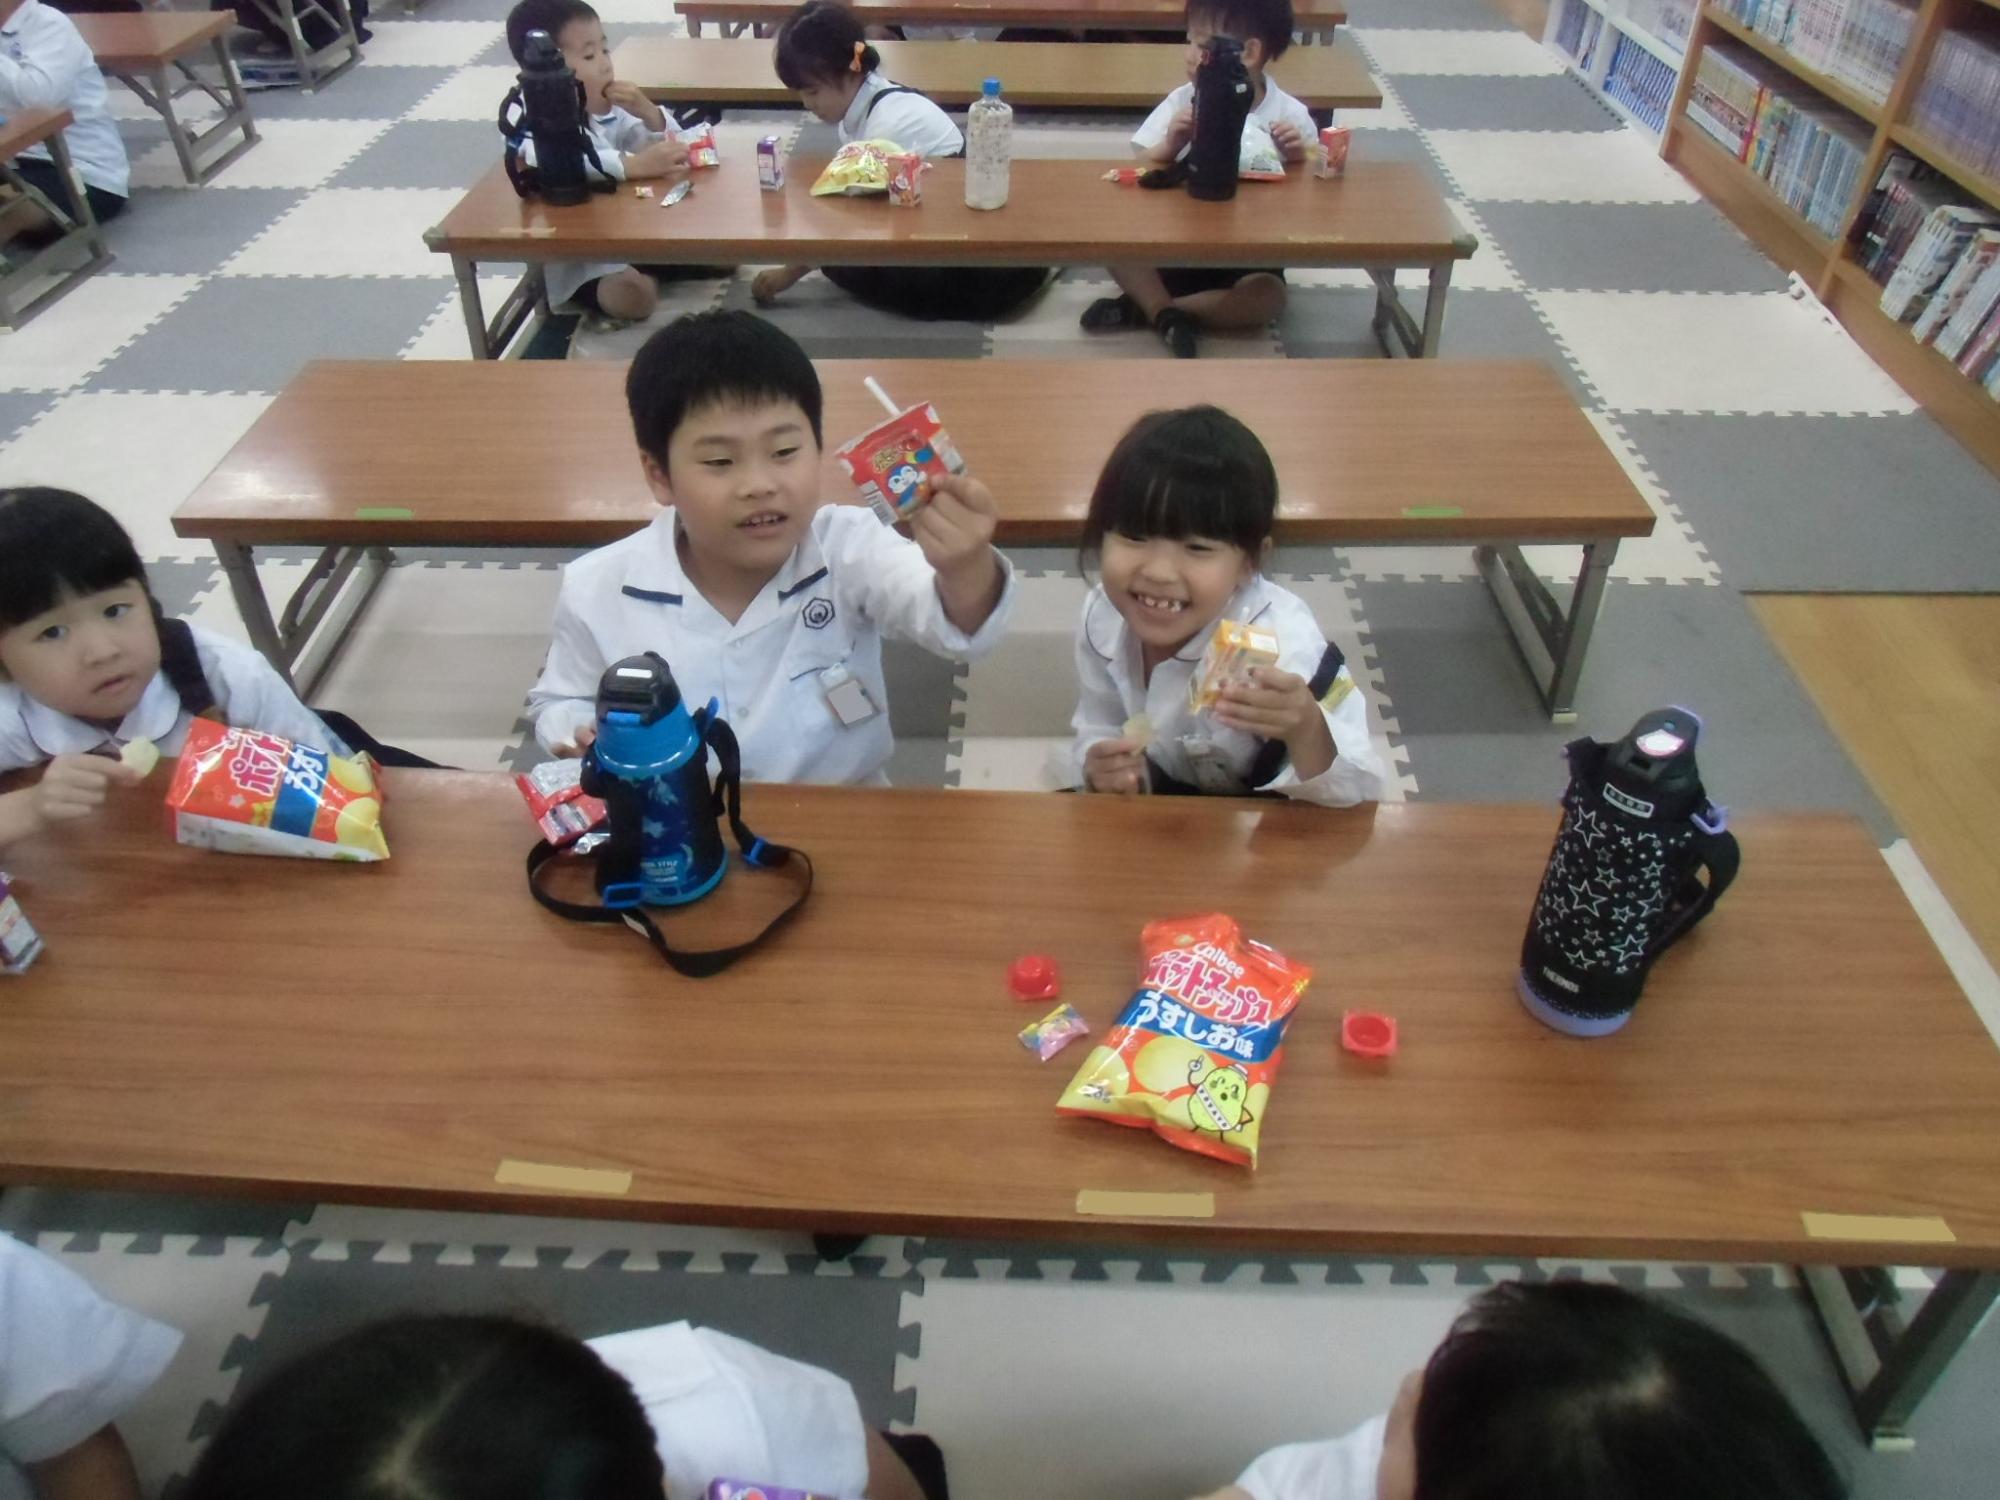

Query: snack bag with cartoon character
<box><xmin>1057</xmin><ymin>913</ymin><xmax>1308</xmax><ymax>1169</ymax></box>
<box><xmin>165</xmin><ymin>718</ymin><xmax>389</xmax><ymax>862</ymax></box>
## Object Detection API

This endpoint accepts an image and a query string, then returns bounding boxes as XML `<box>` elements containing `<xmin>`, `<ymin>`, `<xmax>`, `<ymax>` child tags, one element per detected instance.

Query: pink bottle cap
<box><xmin>1007</xmin><ymin>954</ymin><xmax>1061</xmax><ymax>1002</ymax></box>
<box><xmin>1342</xmin><ymin>1011</ymin><xmax>1398</xmax><ymax>1058</ymax></box>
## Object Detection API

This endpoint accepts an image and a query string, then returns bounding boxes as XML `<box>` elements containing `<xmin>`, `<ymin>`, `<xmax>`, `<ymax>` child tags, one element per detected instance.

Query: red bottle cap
<box><xmin>1007</xmin><ymin>954</ymin><xmax>1061</xmax><ymax>1002</ymax></box>
<box><xmin>1342</xmin><ymin>1011</ymin><xmax>1398</xmax><ymax>1058</ymax></box>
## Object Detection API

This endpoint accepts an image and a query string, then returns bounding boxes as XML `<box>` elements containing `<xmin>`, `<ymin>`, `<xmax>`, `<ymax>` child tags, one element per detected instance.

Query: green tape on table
<box><xmin>1401</xmin><ymin>504</ymin><xmax>1465</xmax><ymax>518</ymax></box>
<box><xmin>354</xmin><ymin>506</ymin><xmax>415</xmax><ymax>520</ymax></box>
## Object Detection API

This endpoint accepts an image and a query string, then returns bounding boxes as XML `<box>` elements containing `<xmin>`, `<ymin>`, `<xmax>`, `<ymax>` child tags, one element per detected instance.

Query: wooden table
<box><xmin>2</xmin><ymin>779</ymin><xmax>1996</xmax><ymax>1443</ymax></box>
<box><xmin>171</xmin><ymin>357</ymin><xmax>1648</xmax><ymax>714</ymax></box>
<box><xmin>677</xmin><ymin>0</ymin><xmax>1347</xmax><ymax>42</ymax></box>
<box><xmin>74</xmin><ymin>13</ymin><xmax>258</xmax><ymax>185</ymax></box>
<box><xmin>621</xmin><ymin>35</ymin><xmax>1381</xmax><ymax>112</ymax></box>
<box><xmin>0</xmin><ymin>108</ymin><xmax>113</xmax><ymax>329</ymax></box>
<box><xmin>428</xmin><ymin>159</ymin><xmax>1473</xmax><ymax>361</ymax></box>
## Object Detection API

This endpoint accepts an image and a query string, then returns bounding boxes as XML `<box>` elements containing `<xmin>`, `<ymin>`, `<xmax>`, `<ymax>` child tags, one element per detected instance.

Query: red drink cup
<box><xmin>833</xmin><ymin>401</ymin><xmax>965</xmax><ymax>523</ymax></box>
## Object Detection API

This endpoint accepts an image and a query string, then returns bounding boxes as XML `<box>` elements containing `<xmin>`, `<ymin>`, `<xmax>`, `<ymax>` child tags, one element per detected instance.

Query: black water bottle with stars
<box><xmin>1518</xmin><ymin>708</ymin><xmax>1741</xmax><ymax>1037</ymax></box>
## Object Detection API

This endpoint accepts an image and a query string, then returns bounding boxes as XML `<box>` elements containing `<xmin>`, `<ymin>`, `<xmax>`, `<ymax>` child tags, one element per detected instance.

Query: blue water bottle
<box><xmin>580</xmin><ymin>654</ymin><xmax>727</xmax><ymax>907</ymax></box>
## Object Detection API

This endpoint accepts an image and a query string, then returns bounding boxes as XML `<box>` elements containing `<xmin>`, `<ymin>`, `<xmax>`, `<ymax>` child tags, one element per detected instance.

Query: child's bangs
<box><xmin>0</xmin><ymin>489</ymin><xmax>147</xmax><ymax>629</ymax></box>
<box><xmin>1111</xmin><ymin>462</ymin><xmax>1249</xmax><ymax>547</ymax></box>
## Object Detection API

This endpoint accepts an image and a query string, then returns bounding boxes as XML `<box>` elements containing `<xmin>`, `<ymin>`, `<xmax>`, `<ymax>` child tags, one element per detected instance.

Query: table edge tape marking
<box><xmin>1801</xmin><ymin>1211</ymin><xmax>1956</xmax><ymax>1244</ymax></box>
<box><xmin>495</xmin><ymin>1158</ymin><xmax>633</xmax><ymax>1196</ymax></box>
<box><xmin>353</xmin><ymin>506</ymin><xmax>414</xmax><ymax>520</ymax></box>
<box><xmin>1076</xmin><ymin>1189</ymin><xmax>1215</xmax><ymax>1219</ymax></box>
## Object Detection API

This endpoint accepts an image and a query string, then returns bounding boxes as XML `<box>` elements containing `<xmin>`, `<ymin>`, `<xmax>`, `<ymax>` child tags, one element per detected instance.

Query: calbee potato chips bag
<box><xmin>810</xmin><ymin>139</ymin><xmax>902</xmax><ymax>196</ymax></box>
<box><xmin>165</xmin><ymin>718</ymin><xmax>388</xmax><ymax>862</ymax></box>
<box><xmin>1058</xmin><ymin>913</ymin><xmax>1309</xmax><ymax>1169</ymax></box>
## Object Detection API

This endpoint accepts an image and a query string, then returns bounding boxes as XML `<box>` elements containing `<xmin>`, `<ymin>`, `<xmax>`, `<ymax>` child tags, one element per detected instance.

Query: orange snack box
<box><xmin>833</xmin><ymin>401</ymin><xmax>966</xmax><ymax>524</ymax></box>
<box><xmin>1187</xmin><ymin>619</ymin><xmax>1280</xmax><ymax>713</ymax></box>
<box><xmin>165</xmin><ymin>718</ymin><xmax>389</xmax><ymax>862</ymax></box>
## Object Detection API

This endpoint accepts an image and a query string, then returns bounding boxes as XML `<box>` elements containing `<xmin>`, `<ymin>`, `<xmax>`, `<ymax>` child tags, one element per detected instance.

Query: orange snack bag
<box><xmin>1058</xmin><ymin>913</ymin><xmax>1309</xmax><ymax>1169</ymax></box>
<box><xmin>165</xmin><ymin>718</ymin><xmax>389</xmax><ymax>862</ymax></box>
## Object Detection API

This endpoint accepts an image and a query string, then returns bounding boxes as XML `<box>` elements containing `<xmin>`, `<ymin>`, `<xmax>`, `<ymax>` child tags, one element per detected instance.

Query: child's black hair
<box><xmin>1080</xmin><ymin>406</ymin><xmax>1279</xmax><ymax>561</ymax></box>
<box><xmin>180</xmin><ymin>1314</ymin><xmax>665</xmax><ymax>1500</ymax></box>
<box><xmin>625</xmin><ymin>309</ymin><xmax>825</xmax><ymax>467</ymax></box>
<box><xmin>1412</xmin><ymin>1281</ymin><xmax>1846</xmax><ymax>1500</ymax></box>
<box><xmin>0</xmin><ymin>488</ymin><xmax>147</xmax><ymax>631</ymax></box>
<box><xmin>1188</xmin><ymin>0</ymin><xmax>1295</xmax><ymax>62</ymax></box>
<box><xmin>505</xmin><ymin>0</ymin><xmax>600</xmax><ymax>66</ymax></box>
<box><xmin>773</xmin><ymin>0</ymin><xmax>879</xmax><ymax>91</ymax></box>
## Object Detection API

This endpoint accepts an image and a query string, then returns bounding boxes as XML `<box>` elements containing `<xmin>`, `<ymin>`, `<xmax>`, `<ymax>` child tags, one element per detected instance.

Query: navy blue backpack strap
<box><xmin>1246</xmin><ymin>642</ymin><xmax>1348</xmax><ymax>790</ymax></box>
<box><xmin>152</xmin><ymin>604</ymin><xmax>216</xmax><ymax>717</ymax></box>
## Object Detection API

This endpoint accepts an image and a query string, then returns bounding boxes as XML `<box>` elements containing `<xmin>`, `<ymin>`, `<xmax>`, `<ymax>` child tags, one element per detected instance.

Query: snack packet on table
<box><xmin>684</xmin><ymin>124</ymin><xmax>720</xmax><ymax>168</ymax></box>
<box><xmin>885</xmin><ymin>151</ymin><xmax>926</xmax><ymax>206</ymax></box>
<box><xmin>1187</xmin><ymin>619</ymin><xmax>1280</xmax><ymax>714</ymax></box>
<box><xmin>1238</xmin><ymin>119</ymin><xmax>1286</xmax><ymax>180</ymax></box>
<box><xmin>1058</xmin><ymin>913</ymin><xmax>1310</xmax><ymax>1169</ymax></box>
<box><xmin>165</xmin><ymin>718</ymin><xmax>389</xmax><ymax>862</ymax></box>
<box><xmin>833</xmin><ymin>399</ymin><xmax>965</xmax><ymax>524</ymax></box>
<box><xmin>516</xmin><ymin>759</ymin><xmax>607</xmax><ymax>847</ymax></box>
<box><xmin>810</xmin><ymin>139</ymin><xmax>900</xmax><ymax>196</ymax></box>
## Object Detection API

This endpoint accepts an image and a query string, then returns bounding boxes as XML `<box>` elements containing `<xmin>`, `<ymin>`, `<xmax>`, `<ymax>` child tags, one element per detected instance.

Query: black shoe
<box><xmin>1080</xmin><ymin>293</ymin><xmax>1144</xmax><ymax>332</ymax></box>
<box><xmin>1154</xmin><ymin>306</ymin><xmax>1198</xmax><ymax>358</ymax></box>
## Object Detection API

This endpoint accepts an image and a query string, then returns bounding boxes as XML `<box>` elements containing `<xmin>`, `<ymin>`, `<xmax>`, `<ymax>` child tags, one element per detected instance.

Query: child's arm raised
<box><xmin>602</xmin><ymin>80</ymin><xmax>669</xmax><ymax>135</ymax></box>
<box><xmin>908</xmin><ymin>474</ymin><xmax>1006</xmax><ymax>637</ymax></box>
<box><xmin>0</xmin><ymin>755</ymin><xmax>145</xmax><ymax>848</ymax></box>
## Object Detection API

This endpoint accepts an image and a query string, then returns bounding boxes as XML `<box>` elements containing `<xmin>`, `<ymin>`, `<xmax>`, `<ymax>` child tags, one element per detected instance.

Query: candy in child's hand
<box><xmin>1122</xmin><ymin>714</ymin><xmax>1154</xmax><ymax>746</ymax></box>
<box><xmin>118</xmin><ymin>738</ymin><xmax>159</xmax><ymax>777</ymax></box>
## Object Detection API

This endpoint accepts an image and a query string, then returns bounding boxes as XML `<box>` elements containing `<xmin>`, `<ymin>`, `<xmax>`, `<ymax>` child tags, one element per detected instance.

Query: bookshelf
<box><xmin>1545</xmin><ymin>0</ymin><xmax>1699</xmax><ymax>137</ymax></box>
<box><xmin>1662</xmin><ymin>0</ymin><xmax>2000</xmax><ymax>478</ymax></box>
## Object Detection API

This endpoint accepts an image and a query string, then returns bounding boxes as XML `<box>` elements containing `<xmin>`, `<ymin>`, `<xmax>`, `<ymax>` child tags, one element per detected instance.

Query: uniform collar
<box><xmin>840</xmin><ymin>73</ymin><xmax>890</xmax><ymax>139</ymax></box>
<box><xmin>1085</xmin><ymin>574</ymin><xmax>1274</xmax><ymax>669</ymax></box>
<box><xmin>20</xmin><ymin>669</ymin><xmax>180</xmax><ymax>755</ymax></box>
<box><xmin>635</xmin><ymin>506</ymin><xmax>832</xmax><ymax>631</ymax></box>
<box><xmin>0</xmin><ymin>1</ymin><xmax>36</xmax><ymax>36</ymax></box>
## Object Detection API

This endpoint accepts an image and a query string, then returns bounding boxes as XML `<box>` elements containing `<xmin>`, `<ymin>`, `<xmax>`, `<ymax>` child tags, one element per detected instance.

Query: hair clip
<box><xmin>850</xmin><ymin>39</ymin><xmax>865</xmax><ymax>72</ymax></box>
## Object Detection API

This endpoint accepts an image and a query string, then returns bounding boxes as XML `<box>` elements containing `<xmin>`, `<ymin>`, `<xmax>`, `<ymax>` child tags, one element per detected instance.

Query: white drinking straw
<box><xmin>863</xmin><ymin>376</ymin><xmax>901</xmax><ymax>418</ymax></box>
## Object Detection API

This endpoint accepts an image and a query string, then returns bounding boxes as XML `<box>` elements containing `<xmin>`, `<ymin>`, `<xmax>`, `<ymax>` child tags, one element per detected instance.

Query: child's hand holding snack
<box><xmin>602</xmin><ymin>79</ymin><xmax>667</xmax><ymax>133</ymax></box>
<box><xmin>1269</xmin><ymin>119</ymin><xmax>1308</xmax><ymax>162</ymax></box>
<box><xmin>1214</xmin><ymin>665</ymin><xmax>1336</xmax><ymax>780</ymax></box>
<box><xmin>33</xmin><ymin>752</ymin><xmax>145</xmax><ymax>826</ymax></box>
<box><xmin>625</xmin><ymin>137</ymin><xmax>691</xmax><ymax>180</ymax></box>
<box><xmin>912</xmin><ymin>473</ymin><xmax>1004</xmax><ymax>635</ymax></box>
<box><xmin>1083</xmin><ymin>737</ymin><xmax>1148</xmax><ymax>795</ymax></box>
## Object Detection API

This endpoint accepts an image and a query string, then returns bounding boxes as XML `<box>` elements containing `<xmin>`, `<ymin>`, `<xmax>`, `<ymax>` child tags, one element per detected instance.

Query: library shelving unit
<box><xmin>1546</xmin><ymin>0</ymin><xmax>1699</xmax><ymax>136</ymax></box>
<box><xmin>1662</xmin><ymin>0</ymin><xmax>2000</xmax><ymax>478</ymax></box>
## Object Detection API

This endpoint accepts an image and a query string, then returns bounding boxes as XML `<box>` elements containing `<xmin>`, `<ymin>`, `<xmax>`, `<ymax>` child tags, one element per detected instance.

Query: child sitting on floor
<box><xmin>0</xmin><ymin>487</ymin><xmax>350</xmax><ymax>849</ymax></box>
<box><xmin>1071</xmin><ymin>406</ymin><xmax>1381</xmax><ymax>804</ymax></box>
<box><xmin>526</xmin><ymin>309</ymin><xmax>1015</xmax><ymax>782</ymax></box>
<box><xmin>1</xmin><ymin>1232</ymin><xmax>183</xmax><ymax>1500</ymax></box>
<box><xmin>0</xmin><ymin>0</ymin><xmax>129</xmax><ymax>244</ymax></box>
<box><xmin>179</xmin><ymin>1312</ymin><xmax>945</xmax><ymax>1500</ymax></box>
<box><xmin>1082</xmin><ymin>0</ymin><xmax>1318</xmax><ymax>357</ymax></box>
<box><xmin>1197</xmin><ymin>1280</ymin><xmax>1847</xmax><ymax>1500</ymax></box>
<box><xmin>753</xmin><ymin>1</ymin><xmax>1048</xmax><ymax>320</ymax></box>
<box><xmin>504</xmin><ymin>0</ymin><xmax>691</xmax><ymax>321</ymax></box>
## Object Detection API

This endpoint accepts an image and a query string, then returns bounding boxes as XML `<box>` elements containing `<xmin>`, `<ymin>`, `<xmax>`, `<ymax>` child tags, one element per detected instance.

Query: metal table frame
<box><xmin>1801</xmin><ymin>1265</ymin><xmax>2000</xmax><ymax>1449</ymax></box>
<box><xmin>0</xmin><ymin>131</ymin><xmax>113</xmax><ymax>330</ymax></box>
<box><xmin>103</xmin><ymin>34</ymin><xmax>260</xmax><ymax>186</ymax></box>
<box><xmin>248</xmin><ymin>0</ymin><xmax>364</xmax><ymax>92</ymax></box>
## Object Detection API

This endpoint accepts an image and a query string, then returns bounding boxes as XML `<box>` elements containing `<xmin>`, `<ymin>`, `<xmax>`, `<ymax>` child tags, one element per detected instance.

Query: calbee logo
<box><xmin>801</xmin><ymin>597</ymin><xmax>835</xmax><ymax>630</ymax></box>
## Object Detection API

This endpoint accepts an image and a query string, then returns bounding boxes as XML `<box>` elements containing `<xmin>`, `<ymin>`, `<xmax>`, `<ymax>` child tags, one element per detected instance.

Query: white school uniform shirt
<box><xmin>588</xmin><ymin>1322</ymin><xmax>870</xmax><ymax>1500</ymax></box>
<box><xmin>0</xmin><ymin>621</ymin><xmax>346</xmax><ymax>773</ymax></box>
<box><xmin>1132</xmin><ymin>76</ymin><xmax>1319</xmax><ymax>159</ymax></box>
<box><xmin>528</xmin><ymin>504</ymin><xmax>1016</xmax><ymax>781</ymax></box>
<box><xmin>529</xmin><ymin>104</ymin><xmax>684</xmax><ymax>309</ymax></box>
<box><xmin>0</xmin><ymin>1235</ymin><xmax>183</xmax><ymax>1500</ymax></box>
<box><xmin>1236</xmin><ymin>1416</ymin><xmax>1387</xmax><ymax>1500</ymax></box>
<box><xmin>1070</xmin><ymin>574</ymin><xmax>1383</xmax><ymax>806</ymax></box>
<box><xmin>839</xmin><ymin>71</ymin><xmax>964</xmax><ymax>158</ymax></box>
<box><xmin>0</xmin><ymin>0</ymin><xmax>129</xmax><ymax>197</ymax></box>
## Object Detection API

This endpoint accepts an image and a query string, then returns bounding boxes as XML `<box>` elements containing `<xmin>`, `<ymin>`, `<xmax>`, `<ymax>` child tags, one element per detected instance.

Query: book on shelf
<box><xmin>1911</xmin><ymin>26</ymin><xmax>2000</xmax><ymax>179</ymax></box>
<box><xmin>1604</xmin><ymin>33</ymin><xmax>1681</xmax><ymax>132</ymax></box>
<box><xmin>1936</xmin><ymin>243</ymin><xmax>2000</xmax><ymax>359</ymax></box>
<box><xmin>1625</xmin><ymin>0</ymin><xmax>1698</xmax><ymax>49</ymax></box>
<box><xmin>1914</xmin><ymin>229</ymin><xmax>2000</xmax><ymax>346</ymax></box>
<box><xmin>1880</xmin><ymin>205</ymin><xmax>1994</xmax><ymax>323</ymax></box>
<box><xmin>1687</xmin><ymin>45</ymin><xmax>1774</xmax><ymax>158</ymax></box>
<box><xmin>1853</xmin><ymin>158</ymin><xmax>1956</xmax><ymax>277</ymax></box>
<box><xmin>1957</xmin><ymin>297</ymin><xmax>2000</xmax><ymax>381</ymax></box>
<box><xmin>1554</xmin><ymin>0</ymin><xmax>1592</xmax><ymax>64</ymax></box>
<box><xmin>1710</xmin><ymin>0</ymin><xmax>1915</xmax><ymax>106</ymax></box>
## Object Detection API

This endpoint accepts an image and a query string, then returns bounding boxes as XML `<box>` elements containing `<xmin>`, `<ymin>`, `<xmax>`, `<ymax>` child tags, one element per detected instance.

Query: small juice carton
<box><xmin>886</xmin><ymin>151</ymin><xmax>925</xmax><ymax>206</ymax></box>
<box><xmin>833</xmin><ymin>401</ymin><xmax>965</xmax><ymax>524</ymax></box>
<box><xmin>757</xmin><ymin>135</ymin><xmax>784</xmax><ymax>190</ymax></box>
<box><xmin>0</xmin><ymin>873</ymin><xmax>45</xmax><ymax>975</ymax></box>
<box><xmin>1315</xmin><ymin>125</ymin><xmax>1350</xmax><ymax>180</ymax></box>
<box><xmin>1188</xmin><ymin>620</ymin><xmax>1281</xmax><ymax>713</ymax></box>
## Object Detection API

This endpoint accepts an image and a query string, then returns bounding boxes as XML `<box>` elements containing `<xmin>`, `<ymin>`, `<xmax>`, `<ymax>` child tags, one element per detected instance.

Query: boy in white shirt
<box><xmin>505</xmin><ymin>0</ymin><xmax>692</xmax><ymax>320</ymax></box>
<box><xmin>0</xmin><ymin>0</ymin><xmax>128</xmax><ymax>245</ymax></box>
<box><xmin>1</xmin><ymin>1234</ymin><xmax>183</xmax><ymax>1500</ymax></box>
<box><xmin>527</xmin><ymin>309</ymin><xmax>1014</xmax><ymax>781</ymax></box>
<box><xmin>1198</xmin><ymin>1282</ymin><xmax>1846</xmax><ymax>1500</ymax></box>
<box><xmin>180</xmin><ymin>1312</ymin><xmax>938</xmax><ymax>1500</ymax></box>
<box><xmin>1081</xmin><ymin>0</ymin><xmax>1318</xmax><ymax>358</ymax></box>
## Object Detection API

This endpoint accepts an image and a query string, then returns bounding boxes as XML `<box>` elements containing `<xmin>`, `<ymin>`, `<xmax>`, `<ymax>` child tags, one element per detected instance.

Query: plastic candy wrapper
<box><xmin>833</xmin><ymin>400</ymin><xmax>965</xmax><ymax>524</ymax></box>
<box><xmin>1315</xmin><ymin>125</ymin><xmax>1350</xmax><ymax>180</ymax></box>
<box><xmin>517</xmin><ymin>758</ymin><xmax>608</xmax><ymax>847</ymax></box>
<box><xmin>0</xmin><ymin>873</ymin><xmax>43</xmax><ymax>975</ymax></box>
<box><xmin>1239</xmin><ymin>119</ymin><xmax>1286</xmax><ymax>181</ymax></box>
<box><xmin>810</xmin><ymin>139</ymin><xmax>901</xmax><ymax>196</ymax></box>
<box><xmin>886</xmin><ymin>151</ymin><xmax>926</xmax><ymax>206</ymax></box>
<box><xmin>1188</xmin><ymin>620</ymin><xmax>1280</xmax><ymax>713</ymax></box>
<box><xmin>1101</xmin><ymin>165</ymin><xmax>1143</xmax><ymax>186</ymax></box>
<box><xmin>1058</xmin><ymin>914</ymin><xmax>1309</xmax><ymax>1169</ymax></box>
<box><xmin>1020</xmin><ymin>1002</ymin><xmax>1090</xmax><ymax>1061</ymax></box>
<box><xmin>706</xmin><ymin>1483</ymin><xmax>848</xmax><ymax>1500</ymax></box>
<box><xmin>166</xmin><ymin>718</ymin><xmax>388</xmax><ymax>862</ymax></box>
<box><xmin>684</xmin><ymin>125</ymin><xmax>720</xmax><ymax>169</ymax></box>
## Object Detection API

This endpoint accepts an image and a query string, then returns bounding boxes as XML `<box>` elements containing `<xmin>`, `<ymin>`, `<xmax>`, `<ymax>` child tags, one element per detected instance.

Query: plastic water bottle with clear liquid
<box><xmin>965</xmin><ymin>77</ymin><xmax>1012</xmax><ymax>211</ymax></box>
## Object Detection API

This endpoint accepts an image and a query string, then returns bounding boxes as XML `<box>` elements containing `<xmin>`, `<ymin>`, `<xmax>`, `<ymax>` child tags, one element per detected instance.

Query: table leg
<box><xmin>1800</xmin><ymin>1266</ymin><xmax>2000</xmax><ymax>1449</ymax></box>
<box><xmin>214</xmin><ymin>541</ymin><xmax>292</xmax><ymax>683</ymax></box>
<box><xmin>280</xmin><ymin>545</ymin><xmax>393</xmax><ymax>698</ymax></box>
<box><xmin>1420</xmin><ymin>259</ymin><xmax>1453</xmax><ymax>358</ymax></box>
<box><xmin>450</xmin><ymin>253</ymin><xmax>493</xmax><ymax>359</ymax></box>
<box><xmin>1367</xmin><ymin>269</ymin><xmax>1430</xmax><ymax>359</ymax></box>
<box><xmin>1474</xmin><ymin>538</ymin><xmax>1618</xmax><ymax>722</ymax></box>
<box><xmin>687</xmin><ymin>16</ymin><xmax>702</xmax><ymax>35</ymax></box>
<box><xmin>150</xmin><ymin>62</ymin><xmax>201</xmax><ymax>185</ymax></box>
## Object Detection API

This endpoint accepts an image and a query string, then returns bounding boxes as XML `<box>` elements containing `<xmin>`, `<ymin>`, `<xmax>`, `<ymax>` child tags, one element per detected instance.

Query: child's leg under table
<box><xmin>1110</xmin><ymin>265</ymin><xmax>1287</xmax><ymax>329</ymax></box>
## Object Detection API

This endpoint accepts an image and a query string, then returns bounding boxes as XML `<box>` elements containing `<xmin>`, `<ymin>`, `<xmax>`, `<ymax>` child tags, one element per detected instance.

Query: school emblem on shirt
<box><xmin>801</xmin><ymin>597</ymin><xmax>836</xmax><ymax>630</ymax></box>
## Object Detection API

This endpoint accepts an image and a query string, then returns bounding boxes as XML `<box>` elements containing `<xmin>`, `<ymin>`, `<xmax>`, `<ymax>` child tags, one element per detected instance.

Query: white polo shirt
<box><xmin>528</xmin><ymin>503</ymin><xmax>1015</xmax><ymax>781</ymax></box>
<box><xmin>1236</xmin><ymin>1416</ymin><xmax>1387</xmax><ymax>1500</ymax></box>
<box><xmin>839</xmin><ymin>72</ymin><xmax>963</xmax><ymax>158</ymax></box>
<box><xmin>1133</xmin><ymin>75</ymin><xmax>1318</xmax><ymax>160</ymax></box>
<box><xmin>0</xmin><ymin>621</ymin><xmax>345</xmax><ymax>773</ymax></box>
<box><xmin>1070</xmin><ymin>573</ymin><xmax>1383</xmax><ymax>806</ymax></box>
<box><xmin>0</xmin><ymin>0</ymin><xmax>129</xmax><ymax>197</ymax></box>
<box><xmin>588</xmin><ymin>1322</ymin><xmax>870</xmax><ymax>1500</ymax></box>
<box><xmin>0</xmin><ymin>1235</ymin><xmax>183</xmax><ymax>1499</ymax></box>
